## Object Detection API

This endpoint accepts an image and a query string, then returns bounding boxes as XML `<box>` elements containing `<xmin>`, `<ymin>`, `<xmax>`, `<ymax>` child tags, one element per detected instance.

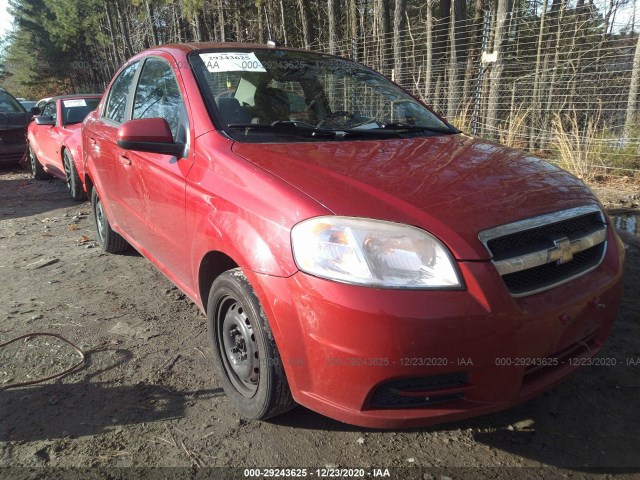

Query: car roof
<box><xmin>51</xmin><ymin>94</ymin><xmax>102</xmax><ymax>101</ymax></box>
<box><xmin>145</xmin><ymin>42</ymin><xmax>324</xmax><ymax>56</ymax></box>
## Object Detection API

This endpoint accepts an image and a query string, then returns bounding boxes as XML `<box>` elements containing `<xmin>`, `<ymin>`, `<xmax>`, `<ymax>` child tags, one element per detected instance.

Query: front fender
<box><xmin>26</xmin><ymin>124</ymin><xmax>39</xmax><ymax>155</ymax></box>
<box><xmin>190</xmin><ymin>208</ymin><xmax>294</xmax><ymax>290</ymax></box>
<box><xmin>186</xmin><ymin>132</ymin><xmax>332</xmax><ymax>306</ymax></box>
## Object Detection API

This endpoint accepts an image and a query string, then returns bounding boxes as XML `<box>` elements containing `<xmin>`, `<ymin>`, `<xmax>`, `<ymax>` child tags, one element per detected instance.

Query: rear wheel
<box><xmin>29</xmin><ymin>144</ymin><xmax>51</xmax><ymax>180</ymax></box>
<box><xmin>63</xmin><ymin>149</ymin><xmax>85</xmax><ymax>201</ymax></box>
<box><xmin>91</xmin><ymin>187</ymin><xmax>128</xmax><ymax>253</ymax></box>
<box><xmin>208</xmin><ymin>269</ymin><xmax>296</xmax><ymax>420</ymax></box>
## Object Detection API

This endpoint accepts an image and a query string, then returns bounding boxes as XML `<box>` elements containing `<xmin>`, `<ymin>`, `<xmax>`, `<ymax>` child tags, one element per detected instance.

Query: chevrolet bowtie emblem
<box><xmin>550</xmin><ymin>236</ymin><xmax>574</xmax><ymax>264</ymax></box>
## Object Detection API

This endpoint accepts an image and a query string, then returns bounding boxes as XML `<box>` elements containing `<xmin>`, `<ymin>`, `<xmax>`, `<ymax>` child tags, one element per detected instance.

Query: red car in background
<box><xmin>28</xmin><ymin>94</ymin><xmax>101</xmax><ymax>199</ymax></box>
<box><xmin>82</xmin><ymin>44</ymin><xmax>624</xmax><ymax>428</ymax></box>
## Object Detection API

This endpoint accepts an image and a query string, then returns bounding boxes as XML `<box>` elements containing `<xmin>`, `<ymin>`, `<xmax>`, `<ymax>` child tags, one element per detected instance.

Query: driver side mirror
<box><xmin>35</xmin><ymin>115</ymin><xmax>55</xmax><ymax>126</ymax></box>
<box><xmin>30</xmin><ymin>107</ymin><xmax>41</xmax><ymax>115</ymax></box>
<box><xmin>117</xmin><ymin>118</ymin><xmax>185</xmax><ymax>157</ymax></box>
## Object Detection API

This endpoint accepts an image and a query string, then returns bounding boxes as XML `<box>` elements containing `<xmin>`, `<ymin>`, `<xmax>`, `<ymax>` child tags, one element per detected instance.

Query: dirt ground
<box><xmin>1</xmin><ymin>165</ymin><xmax>639</xmax><ymax>479</ymax></box>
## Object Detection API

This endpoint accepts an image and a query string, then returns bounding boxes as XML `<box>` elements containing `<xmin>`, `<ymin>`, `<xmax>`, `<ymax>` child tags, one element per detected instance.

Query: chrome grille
<box><xmin>479</xmin><ymin>206</ymin><xmax>607</xmax><ymax>297</ymax></box>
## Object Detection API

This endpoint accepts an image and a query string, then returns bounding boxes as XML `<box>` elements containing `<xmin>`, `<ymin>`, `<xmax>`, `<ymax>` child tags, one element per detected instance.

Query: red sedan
<box><xmin>82</xmin><ymin>43</ymin><xmax>624</xmax><ymax>428</ymax></box>
<box><xmin>28</xmin><ymin>94</ymin><xmax>101</xmax><ymax>199</ymax></box>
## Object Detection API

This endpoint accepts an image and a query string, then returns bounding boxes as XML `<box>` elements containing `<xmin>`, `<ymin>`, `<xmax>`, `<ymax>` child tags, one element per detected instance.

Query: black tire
<box><xmin>91</xmin><ymin>187</ymin><xmax>128</xmax><ymax>253</ymax></box>
<box><xmin>208</xmin><ymin>268</ymin><xmax>296</xmax><ymax>420</ymax></box>
<box><xmin>63</xmin><ymin>149</ymin><xmax>85</xmax><ymax>201</ymax></box>
<box><xmin>29</xmin><ymin>144</ymin><xmax>51</xmax><ymax>180</ymax></box>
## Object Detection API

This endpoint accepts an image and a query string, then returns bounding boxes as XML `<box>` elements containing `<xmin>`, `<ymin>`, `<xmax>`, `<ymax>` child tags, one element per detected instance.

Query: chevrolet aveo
<box><xmin>82</xmin><ymin>43</ymin><xmax>625</xmax><ymax>428</ymax></box>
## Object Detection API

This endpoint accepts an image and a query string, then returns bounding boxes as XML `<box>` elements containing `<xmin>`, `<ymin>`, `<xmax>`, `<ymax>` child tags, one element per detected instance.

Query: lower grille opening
<box><xmin>522</xmin><ymin>332</ymin><xmax>599</xmax><ymax>386</ymax></box>
<box><xmin>369</xmin><ymin>372</ymin><xmax>469</xmax><ymax>409</ymax></box>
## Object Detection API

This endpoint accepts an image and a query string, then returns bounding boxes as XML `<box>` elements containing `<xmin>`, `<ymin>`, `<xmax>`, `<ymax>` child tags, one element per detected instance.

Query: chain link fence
<box><xmin>317</xmin><ymin>1</ymin><xmax>640</xmax><ymax>181</ymax></box>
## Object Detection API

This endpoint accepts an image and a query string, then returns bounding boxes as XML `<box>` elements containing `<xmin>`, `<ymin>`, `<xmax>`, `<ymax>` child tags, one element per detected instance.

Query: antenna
<box><xmin>263</xmin><ymin>5</ymin><xmax>272</xmax><ymax>41</ymax></box>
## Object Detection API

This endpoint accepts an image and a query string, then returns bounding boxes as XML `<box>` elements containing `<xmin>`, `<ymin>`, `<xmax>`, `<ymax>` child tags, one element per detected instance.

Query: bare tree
<box><xmin>297</xmin><ymin>0</ymin><xmax>312</xmax><ymax>49</ymax></box>
<box><xmin>542</xmin><ymin>0</ymin><xmax>567</xmax><ymax>148</ymax></box>
<box><xmin>349</xmin><ymin>0</ymin><xmax>358</xmax><ymax>60</ymax></box>
<box><xmin>530</xmin><ymin>0</ymin><xmax>549</xmax><ymax>149</ymax></box>
<box><xmin>103</xmin><ymin>2</ymin><xmax>121</xmax><ymax>64</ymax></box>
<box><xmin>447</xmin><ymin>0</ymin><xmax>459</xmax><ymax>119</ymax></box>
<box><xmin>485</xmin><ymin>0</ymin><xmax>508</xmax><ymax>136</ymax></box>
<box><xmin>216</xmin><ymin>0</ymin><xmax>226</xmax><ymax>41</ymax></box>
<box><xmin>115</xmin><ymin>0</ymin><xmax>134</xmax><ymax>58</ymax></box>
<box><xmin>464</xmin><ymin>0</ymin><xmax>485</xmax><ymax>101</ymax></box>
<box><xmin>145</xmin><ymin>0</ymin><xmax>159</xmax><ymax>46</ymax></box>
<box><xmin>625</xmin><ymin>32</ymin><xmax>640</xmax><ymax>139</ymax></box>
<box><xmin>393</xmin><ymin>0</ymin><xmax>406</xmax><ymax>82</ymax></box>
<box><xmin>279</xmin><ymin>0</ymin><xmax>288</xmax><ymax>45</ymax></box>
<box><xmin>425</xmin><ymin>0</ymin><xmax>435</xmax><ymax>103</ymax></box>
<box><xmin>377</xmin><ymin>0</ymin><xmax>391</xmax><ymax>69</ymax></box>
<box><xmin>328</xmin><ymin>0</ymin><xmax>338</xmax><ymax>54</ymax></box>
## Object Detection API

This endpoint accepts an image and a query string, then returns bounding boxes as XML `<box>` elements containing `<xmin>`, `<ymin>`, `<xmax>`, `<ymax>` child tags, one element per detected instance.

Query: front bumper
<box><xmin>249</xmin><ymin>228</ymin><xmax>624</xmax><ymax>429</ymax></box>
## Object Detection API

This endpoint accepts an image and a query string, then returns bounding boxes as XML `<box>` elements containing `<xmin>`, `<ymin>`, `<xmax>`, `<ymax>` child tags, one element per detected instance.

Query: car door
<box><xmin>33</xmin><ymin>101</ymin><xmax>59</xmax><ymax>170</ymax></box>
<box><xmin>119</xmin><ymin>55</ymin><xmax>194</xmax><ymax>280</ymax></box>
<box><xmin>85</xmin><ymin>61</ymin><xmax>140</xmax><ymax>228</ymax></box>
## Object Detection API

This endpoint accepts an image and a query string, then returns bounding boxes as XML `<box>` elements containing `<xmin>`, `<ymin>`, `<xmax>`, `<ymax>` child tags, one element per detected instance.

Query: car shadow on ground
<box><xmin>0</xmin><ymin>347</ymin><xmax>224</xmax><ymax>443</ymax></box>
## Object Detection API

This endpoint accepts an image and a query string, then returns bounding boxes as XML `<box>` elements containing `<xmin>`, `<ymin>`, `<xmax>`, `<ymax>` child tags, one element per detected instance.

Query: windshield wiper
<box><xmin>226</xmin><ymin>121</ymin><xmax>336</xmax><ymax>138</ymax></box>
<box><xmin>226</xmin><ymin>121</ymin><xmax>400</xmax><ymax>139</ymax></box>
<box><xmin>373</xmin><ymin>123</ymin><xmax>459</xmax><ymax>135</ymax></box>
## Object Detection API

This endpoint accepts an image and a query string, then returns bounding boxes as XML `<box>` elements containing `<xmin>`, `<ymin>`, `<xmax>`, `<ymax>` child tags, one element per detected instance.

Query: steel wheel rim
<box><xmin>63</xmin><ymin>152</ymin><xmax>72</xmax><ymax>190</ymax></box>
<box><xmin>95</xmin><ymin>198</ymin><xmax>106</xmax><ymax>243</ymax></box>
<box><xmin>217</xmin><ymin>295</ymin><xmax>259</xmax><ymax>397</ymax></box>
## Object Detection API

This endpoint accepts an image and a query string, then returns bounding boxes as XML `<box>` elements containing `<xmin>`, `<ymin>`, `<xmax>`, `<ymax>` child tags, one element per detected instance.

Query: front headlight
<box><xmin>291</xmin><ymin>216</ymin><xmax>462</xmax><ymax>289</ymax></box>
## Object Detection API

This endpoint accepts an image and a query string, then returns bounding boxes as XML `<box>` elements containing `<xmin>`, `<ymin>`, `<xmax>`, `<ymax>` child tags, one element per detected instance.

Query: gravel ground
<box><xmin>1</xmin><ymin>166</ymin><xmax>639</xmax><ymax>479</ymax></box>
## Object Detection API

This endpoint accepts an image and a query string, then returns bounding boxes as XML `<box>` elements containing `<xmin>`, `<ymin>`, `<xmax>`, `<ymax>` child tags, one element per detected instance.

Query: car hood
<box><xmin>0</xmin><ymin>112</ymin><xmax>30</xmax><ymax>130</ymax></box>
<box><xmin>231</xmin><ymin>134</ymin><xmax>599</xmax><ymax>260</ymax></box>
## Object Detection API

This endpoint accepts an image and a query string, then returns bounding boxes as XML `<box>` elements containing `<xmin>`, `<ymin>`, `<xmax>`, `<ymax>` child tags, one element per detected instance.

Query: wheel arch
<box><xmin>198</xmin><ymin>250</ymin><xmax>239</xmax><ymax>314</ymax></box>
<box><xmin>83</xmin><ymin>171</ymin><xmax>94</xmax><ymax>196</ymax></box>
<box><xmin>61</xmin><ymin>135</ymin><xmax>85</xmax><ymax>183</ymax></box>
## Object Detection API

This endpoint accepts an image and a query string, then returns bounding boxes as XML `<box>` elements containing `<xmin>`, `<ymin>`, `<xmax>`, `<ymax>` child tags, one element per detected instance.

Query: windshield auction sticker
<box><xmin>63</xmin><ymin>99</ymin><xmax>87</xmax><ymax>107</ymax></box>
<box><xmin>200</xmin><ymin>52</ymin><xmax>266</xmax><ymax>73</ymax></box>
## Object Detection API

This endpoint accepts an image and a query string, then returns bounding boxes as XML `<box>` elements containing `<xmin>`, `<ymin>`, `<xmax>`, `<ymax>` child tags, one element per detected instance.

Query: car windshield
<box><xmin>0</xmin><ymin>91</ymin><xmax>26</xmax><ymax>113</ymax></box>
<box><xmin>61</xmin><ymin>98</ymin><xmax>101</xmax><ymax>125</ymax></box>
<box><xmin>189</xmin><ymin>49</ymin><xmax>456</xmax><ymax>142</ymax></box>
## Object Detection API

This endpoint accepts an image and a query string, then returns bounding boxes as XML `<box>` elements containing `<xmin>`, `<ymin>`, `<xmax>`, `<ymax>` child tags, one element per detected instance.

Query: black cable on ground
<box><xmin>0</xmin><ymin>333</ymin><xmax>85</xmax><ymax>391</ymax></box>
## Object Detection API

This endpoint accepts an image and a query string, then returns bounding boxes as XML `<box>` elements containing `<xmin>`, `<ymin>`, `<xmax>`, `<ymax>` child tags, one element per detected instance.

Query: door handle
<box><xmin>119</xmin><ymin>155</ymin><xmax>131</xmax><ymax>166</ymax></box>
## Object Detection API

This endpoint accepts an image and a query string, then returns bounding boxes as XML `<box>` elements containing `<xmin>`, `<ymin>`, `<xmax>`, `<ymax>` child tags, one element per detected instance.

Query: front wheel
<box><xmin>208</xmin><ymin>269</ymin><xmax>296</xmax><ymax>420</ymax></box>
<box><xmin>63</xmin><ymin>149</ymin><xmax>85</xmax><ymax>201</ymax></box>
<box><xmin>91</xmin><ymin>187</ymin><xmax>128</xmax><ymax>253</ymax></box>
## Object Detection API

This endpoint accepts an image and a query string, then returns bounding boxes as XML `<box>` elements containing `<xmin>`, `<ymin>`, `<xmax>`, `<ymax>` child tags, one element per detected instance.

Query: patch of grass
<box><xmin>548</xmin><ymin>109</ymin><xmax>640</xmax><ymax>182</ymax></box>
